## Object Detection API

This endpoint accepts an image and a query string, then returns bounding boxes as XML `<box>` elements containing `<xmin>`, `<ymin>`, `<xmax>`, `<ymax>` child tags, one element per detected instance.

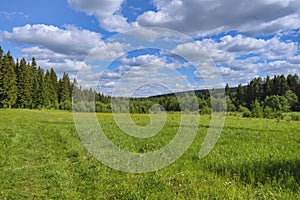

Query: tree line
<box><xmin>1</xmin><ymin>46</ymin><xmax>300</xmax><ymax>117</ymax></box>
<box><xmin>0</xmin><ymin>47</ymin><xmax>73</xmax><ymax>110</ymax></box>
<box><xmin>225</xmin><ymin>74</ymin><xmax>300</xmax><ymax>118</ymax></box>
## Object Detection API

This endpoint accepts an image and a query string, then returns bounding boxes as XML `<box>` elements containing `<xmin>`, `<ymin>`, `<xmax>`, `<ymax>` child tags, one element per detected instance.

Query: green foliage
<box><xmin>290</xmin><ymin>114</ymin><xmax>300</xmax><ymax>121</ymax></box>
<box><xmin>59</xmin><ymin>100</ymin><xmax>72</xmax><ymax>110</ymax></box>
<box><xmin>251</xmin><ymin>100</ymin><xmax>263</xmax><ymax>118</ymax></box>
<box><xmin>284</xmin><ymin>90</ymin><xmax>298</xmax><ymax>110</ymax></box>
<box><xmin>58</xmin><ymin>73</ymin><xmax>71</xmax><ymax>105</ymax></box>
<box><xmin>238</xmin><ymin>105</ymin><xmax>251</xmax><ymax>118</ymax></box>
<box><xmin>264</xmin><ymin>95</ymin><xmax>290</xmax><ymax>112</ymax></box>
<box><xmin>15</xmin><ymin>58</ymin><xmax>33</xmax><ymax>108</ymax></box>
<box><xmin>0</xmin><ymin>52</ymin><xmax>17</xmax><ymax>108</ymax></box>
<box><xmin>0</xmin><ymin>47</ymin><xmax>77</xmax><ymax>110</ymax></box>
<box><xmin>226</xmin><ymin>96</ymin><xmax>236</xmax><ymax>112</ymax></box>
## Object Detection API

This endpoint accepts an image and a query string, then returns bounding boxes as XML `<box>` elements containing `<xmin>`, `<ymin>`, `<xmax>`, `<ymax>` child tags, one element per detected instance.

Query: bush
<box><xmin>60</xmin><ymin>100</ymin><xmax>72</xmax><ymax>110</ymax></box>
<box><xmin>290</xmin><ymin>114</ymin><xmax>300</xmax><ymax>121</ymax></box>
<box><xmin>263</xmin><ymin>106</ymin><xmax>283</xmax><ymax>119</ymax></box>
<box><xmin>200</xmin><ymin>106</ymin><xmax>211</xmax><ymax>115</ymax></box>
<box><xmin>251</xmin><ymin>100</ymin><xmax>263</xmax><ymax>118</ymax></box>
<box><xmin>238</xmin><ymin>105</ymin><xmax>251</xmax><ymax>118</ymax></box>
<box><xmin>263</xmin><ymin>106</ymin><xmax>273</xmax><ymax>118</ymax></box>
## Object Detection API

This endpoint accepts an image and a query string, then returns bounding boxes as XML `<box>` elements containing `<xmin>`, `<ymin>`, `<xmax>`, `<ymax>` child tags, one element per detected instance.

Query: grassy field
<box><xmin>0</xmin><ymin>109</ymin><xmax>299</xmax><ymax>199</ymax></box>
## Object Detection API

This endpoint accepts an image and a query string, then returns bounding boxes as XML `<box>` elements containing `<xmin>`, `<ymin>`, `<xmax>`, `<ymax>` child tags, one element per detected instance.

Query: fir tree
<box><xmin>32</xmin><ymin>67</ymin><xmax>45</xmax><ymax>109</ymax></box>
<box><xmin>0</xmin><ymin>52</ymin><xmax>17</xmax><ymax>108</ymax></box>
<box><xmin>15</xmin><ymin>58</ymin><xmax>32</xmax><ymax>108</ymax></box>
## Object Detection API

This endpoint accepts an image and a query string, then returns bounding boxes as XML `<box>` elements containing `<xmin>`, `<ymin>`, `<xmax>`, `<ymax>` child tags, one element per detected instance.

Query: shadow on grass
<box><xmin>204</xmin><ymin>159</ymin><xmax>300</xmax><ymax>191</ymax></box>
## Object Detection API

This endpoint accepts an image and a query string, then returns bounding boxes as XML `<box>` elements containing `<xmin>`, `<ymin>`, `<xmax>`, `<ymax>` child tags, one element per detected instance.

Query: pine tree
<box><xmin>277</xmin><ymin>75</ymin><xmax>289</xmax><ymax>96</ymax></box>
<box><xmin>0</xmin><ymin>53</ymin><xmax>4</xmax><ymax>105</ymax></box>
<box><xmin>287</xmin><ymin>74</ymin><xmax>299</xmax><ymax>94</ymax></box>
<box><xmin>0</xmin><ymin>46</ymin><xmax>3</xmax><ymax>59</ymax></box>
<box><xmin>236</xmin><ymin>84</ymin><xmax>244</xmax><ymax>106</ymax></box>
<box><xmin>15</xmin><ymin>58</ymin><xmax>32</xmax><ymax>108</ymax></box>
<box><xmin>32</xmin><ymin>67</ymin><xmax>45</xmax><ymax>109</ymax></box>
<box><xmin>49</xmin><ymin>68</ymin><xmax>59</xmax><ymax>108</ymax></box>
<box><xmin>58</xmin><ymin>73</ymin><xmax>71</xmax><ymax>110</ymax></box>
<box><xmin>263</xmin><ymin>76</ymin><xmax>272</xmax><ymax>99</ymax></box>
<box><xmin>225</xmin><ymin>83</ymin><xmax>231</xmax><ymax>97</ymax></box>
<box><xmin>43</xmin><ymin>70</ymin><xmax>52</xmax><ymax>108</ymax></box>
<box><xmin>0</xmin><ymin>52</ymin><xmax>17</xmax><ymax>108</ymax></box>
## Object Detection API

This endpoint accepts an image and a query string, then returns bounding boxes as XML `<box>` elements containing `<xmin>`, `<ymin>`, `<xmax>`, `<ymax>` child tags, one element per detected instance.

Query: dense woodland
<box><xmin>1</xmin><ymin>46</ymin><xmax>300</xmax><ymax>118</ymax></box>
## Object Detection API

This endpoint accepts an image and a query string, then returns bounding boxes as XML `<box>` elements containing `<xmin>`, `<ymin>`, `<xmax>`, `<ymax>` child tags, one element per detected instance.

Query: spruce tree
<box><xmin>225</xmin><ymin>83</ymin><xmax>231</xmax><ymax>97</ymax></box>
<box><xmin>0</xmin><ymin>46</ymin><xmax>3</xmax><ymax>59</ymax></box>
<box><xmin>263</xmin><ymin>76</ymin><xmax>272</xmax><ymax>99</ymax></box>
<box><xmin>32</xmin><ymin>67</ymin><xmax>45</xmax><ymax>109</ymax></box>
<box><xmin>50</xmin><ymin>68</ymin><xmax>59</xmax><ymax>107</ymax></box>
<box><xmin>0</xmin><ymin>52</ymin><xmax>17</xmax><ymax>108</ymax></box>
<box><xmin>44</xmin><ymin>70</ymin><xmax>52</xmax><ymax>108</ymax></box>
<box><xmin>15</xmin><ymin>58</ymin><xmax>32</xmax><ymax>108</ymax></box>
<box><xmin>58</xmin><ymin>73</ymin><xmax>71</xmax><ymax>110</ymax></box>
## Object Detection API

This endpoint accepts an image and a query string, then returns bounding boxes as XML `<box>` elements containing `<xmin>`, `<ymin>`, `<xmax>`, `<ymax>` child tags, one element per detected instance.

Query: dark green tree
<box><xmin>287</xmin><ymin>74</ymin><xmax>299</xmax><ymax>97</ymax></box>
<box><xmin>263</xmin><ymin>76</ymin><xmax>273</xmax><ymax>99</ymax></box>
<box><xmin>43</xmin><ymin>70</ymin><xmax>52</xmax><ymax>108</ymax></box>
<box><xmin>225</xmin><ymin>83</ymin><xmax>231</xmax><ymax>97</ymax></box>
<box><xmin>15</xmin><ymin>58</ymin><xmax>33</xmax><ymax>108</ymax></box>
<box><xmin>0</xmin><ymin>52</ymin><xmax>17</xmax><ymax>108</ymax></box>
<box><xmin>58</xmin><ymin>73</ymin><xmax>72</xmax><ymax>110</ymax></box>
<box><xmin>278</xmin><ymin>75</ymin><xmax>289</xmax><ymax>96</ymax></box>
<box><xmin>49</xmin><ymin>68</ymin><xmax>59</xmax><ymax>108</ymax></box>
<box><xmin>236</xmin><ymin>84</ymin><xmax>244</xmax><ymax>106</ymax></box>
<box><xmin>32</xmin><ymin>67</ymin><xmax>45</xmax><ymax>109</ymax></box>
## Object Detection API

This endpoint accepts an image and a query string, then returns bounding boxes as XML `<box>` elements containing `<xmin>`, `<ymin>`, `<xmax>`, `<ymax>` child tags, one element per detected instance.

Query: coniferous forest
<box><xmin>1</xmin><ymin>46</ymin><xmax>300</xmax><ymax>118</ymax></box>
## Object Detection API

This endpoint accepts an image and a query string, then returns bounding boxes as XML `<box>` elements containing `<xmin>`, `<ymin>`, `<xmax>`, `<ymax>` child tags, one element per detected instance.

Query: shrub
<box><xmin>291</xmin><ymin>114</ymin><xmax>300</xmax><ymax>121</ymax></box>
<box><xmin>200</xmin><ymin>106</ymin><xmax>211</xmax><ymax>115</ymax></box>
<box><xmin>238</xmin><ymin>105</ymin><xmax>251</xmax><ymax>118</ymax></box>
<box><xmin>251</xmin><ymin>100</ymin><xmax>263</xmax><ymax>118</ymax></box>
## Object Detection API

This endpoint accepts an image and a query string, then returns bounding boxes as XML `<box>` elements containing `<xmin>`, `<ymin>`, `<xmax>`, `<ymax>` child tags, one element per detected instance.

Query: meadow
<box><xmin>0</xmin><ymin>109</ymin><xmax>299</xmax><ymax>199</ymax></box>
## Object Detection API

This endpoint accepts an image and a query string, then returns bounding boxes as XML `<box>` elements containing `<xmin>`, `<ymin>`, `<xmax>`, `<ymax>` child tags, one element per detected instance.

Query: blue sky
<box><xmin>1</xmin><ymin>0</ymin><xmax>300</xmax><ymax>96</ymax></box>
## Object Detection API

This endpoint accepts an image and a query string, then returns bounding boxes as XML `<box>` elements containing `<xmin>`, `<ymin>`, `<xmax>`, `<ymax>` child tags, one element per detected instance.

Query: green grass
<box><xmin>0</xmin><ymin>109</ymin><xmax>299</xmax><ymax>199</ymax></box>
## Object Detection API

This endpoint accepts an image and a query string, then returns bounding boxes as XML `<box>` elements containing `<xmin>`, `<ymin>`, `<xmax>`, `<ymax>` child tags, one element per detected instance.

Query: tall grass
<box><xmin>0</xmin><ymin>109</ymin><xmax>299</xmax><ymax>199</ymax></box>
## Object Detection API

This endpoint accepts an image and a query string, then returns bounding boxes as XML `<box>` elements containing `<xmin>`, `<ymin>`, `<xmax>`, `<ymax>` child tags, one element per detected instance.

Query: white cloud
<box><xmin>103</xmin><ymin>81</ymin><xmax>116</xmax><ymax>87</ymax></box>
<box><xmin>68</xmin><ymin>0</ymin><xmax>137</xmax><ymax>32</ymax></box>
<box><xmin>0</xmin><ymin>11</ymin><xmax>28</xmax><ymax>20</ymax></box>
<box><xmin>37</xmin><ymin>59</ymin><xmax>85</xmax><ymax>73</ymax></box>
<box><xmin>68</xmin><ymin>0</ymin><xmax>123</xmax><ymax>17</ymax></box>
<box><xmin>289</xmin><ymin>55</ymin><xmax>300</xmax><ymax>64</ymax></box>
<box><xmin>4</xmin><ymin>24</ymin><xmax>101</xmax><ymax>56</ymax></box>
<box><xmin>171</xmin><ymin>33</ymin><xmax>300</xmax><ymax>86</ymax></box>
<box><xmin>137</xmin><ymin>0</ymin><xmax>300</xmax><ymax>36</ymax></box>
<box><xmin>88</xmin><ymin>41</ymin><xmax>130</xmax><ymax>62</ymax></box>
<box><xmin>2</xmin><ymin>24</ymin><xmax>133</xmax><ymax>77</ymax></box>
<box><xmin>95</xmin><ymin>53</ymin><xmax>196</xmax><ymax>96</ymax></box>
<box><xmin>21</xmin><ymin>46</ymin><xmax>78</xmax><ymax>61</ymax></box>
<box><xmin>121</xmin><ymin>54</ymin><xmax>166</xmax><ymax>66</ymax></box>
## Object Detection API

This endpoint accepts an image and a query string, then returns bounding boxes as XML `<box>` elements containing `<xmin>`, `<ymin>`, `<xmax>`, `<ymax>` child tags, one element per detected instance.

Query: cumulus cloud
<box><xmin>68</xmin><ymin>0</ymin><xmax>137</xmax><ymax>32</ymax></box>
<box><xmin>171</xmin><ymin>34</ymin><xmax>300</xmax><ymax>86</ymax></box>
<box><xmin>137</xmin><ymin>0</ymin><xmax>300</xmax><ymax>36</ymax></box>
<box><xmin>88</xmin><ymin>41</ymin><xmax>130</xmax><ymax>62</ymax></box>
<box><xmin>4</xmin><ymin>24</ymin><xmax>101</xmax><ymax>56</ymax></box>
<box><xmin>211</xmin><ymin>35</ymin><xmax>298</xmax><ymax>60</ymax></box>
<box><xmin>37</xmin><ymin>59</ymin><xmax>85</xmax><ymax>74</ymax></box>
<box><xmin>2</xmin><ymin>24</ymin><xmax>133</xmax><ymax>77</ymax></box>
<box><xmin>120</xmin><ymin>54</ymin><xmax>166</xmax><ymax>66</ymax></box>
<box><xmin>95</xmin><ymin>53</ymin><xmax>196</xmax><ymax>96</ymax></box>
